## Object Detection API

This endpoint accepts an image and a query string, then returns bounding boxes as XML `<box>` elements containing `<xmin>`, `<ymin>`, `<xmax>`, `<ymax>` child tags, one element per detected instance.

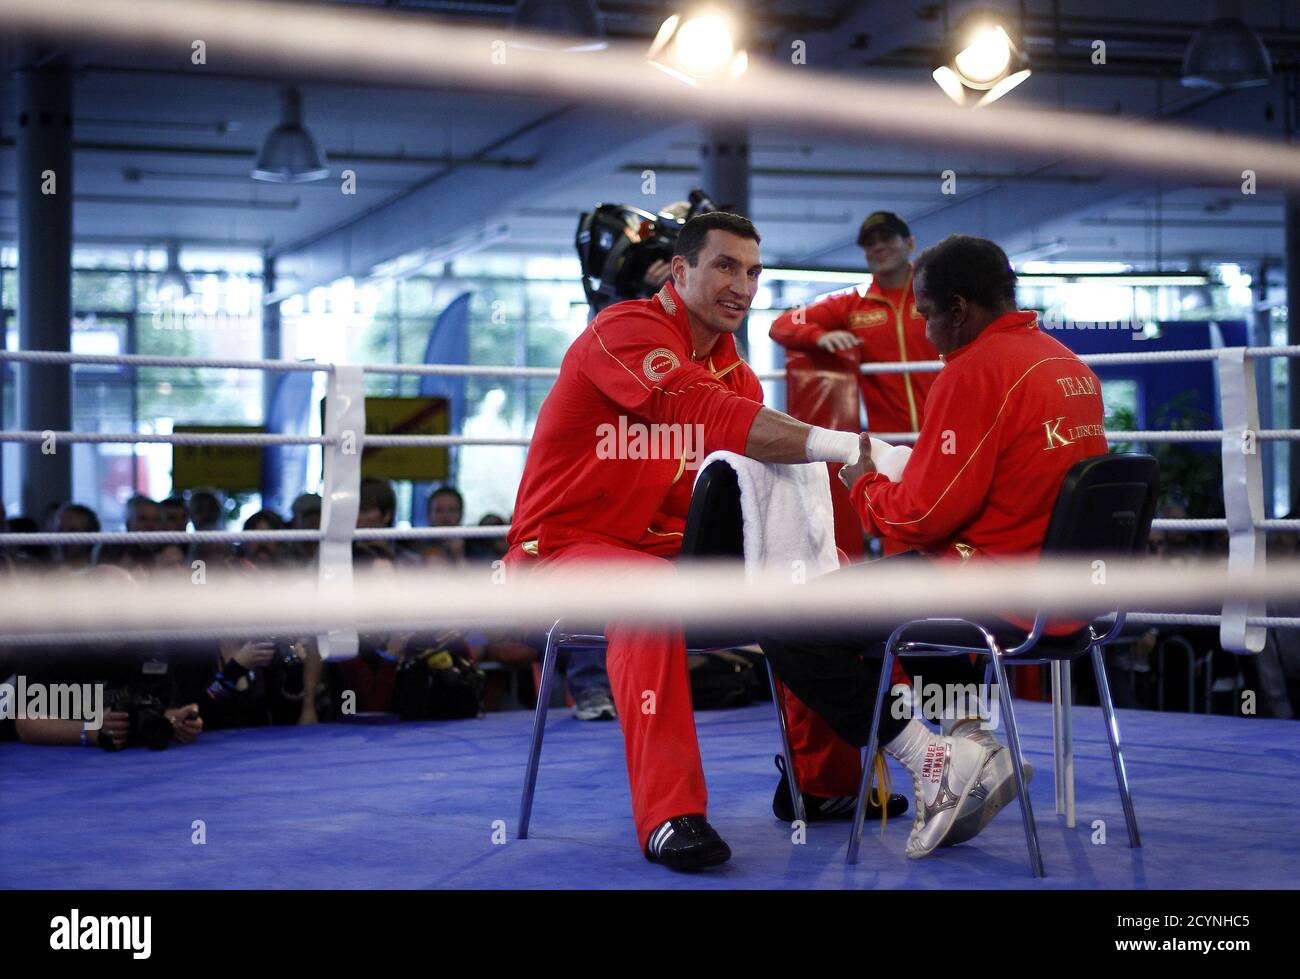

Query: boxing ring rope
<box><xmin>1</xmin><ymin>559</ymin><xmax>1298</xmax><ymax>644</ymax></box>
<box><xmin>3</xmin><ymin>343</ymin><xmax>1299</xmax><ymax>653</ymax></box>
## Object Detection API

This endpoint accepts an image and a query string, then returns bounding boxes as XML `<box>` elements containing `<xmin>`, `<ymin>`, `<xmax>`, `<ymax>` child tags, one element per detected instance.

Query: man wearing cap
<box><xmin>771</xmin><ymin>211</ymin><xmax>939</xmax><ymax>439</ymax></box>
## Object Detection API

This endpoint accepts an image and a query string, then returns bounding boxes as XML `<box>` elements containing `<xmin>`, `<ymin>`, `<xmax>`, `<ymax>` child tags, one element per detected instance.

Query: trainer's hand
<box><xmin>816</xmin><ymin>331</ymin><xmax>863</xmax><ymax>354</ymax></box>
<box><xmin>166</xmin><ymin>705</ymin><xmax>203</xmax><ymax>744</ymax></box>
<box><xmin>837</xmin><ymin>434</ymin><xmax>877</xmax><ymax>489</ymax></box>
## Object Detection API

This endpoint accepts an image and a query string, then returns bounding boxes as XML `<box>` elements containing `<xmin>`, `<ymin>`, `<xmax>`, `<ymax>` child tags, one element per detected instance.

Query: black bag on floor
<box><xmin>688</xmin><ymin>650</ymin><xmax>761</xmax><ymax>710</ymax></box>
<box><xmin>394</xmin><ymin>633</ymin><xmax>485</xmax><ymax>720</ymax></box>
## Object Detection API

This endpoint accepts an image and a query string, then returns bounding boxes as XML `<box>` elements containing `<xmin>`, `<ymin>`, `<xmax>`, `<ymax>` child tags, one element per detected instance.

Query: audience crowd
<box><xmin>0</xmin><ymin>480</ymin><xmax>611</xmax><ymax>750</ymax></box>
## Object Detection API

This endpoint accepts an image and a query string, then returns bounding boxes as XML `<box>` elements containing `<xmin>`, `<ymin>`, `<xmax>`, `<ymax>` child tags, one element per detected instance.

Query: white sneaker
<box><xmin>941</xmin><ymin>722</ymin><xmax>1032</xmax><ymax>848</ymax></box>
<box><xmin>572</xmin><ymin>688</ymin><xmax>616</xmax><ymax>721</ymax></box>
<box><xmin>903</xmin><ymin>736</ymin><xmax>992</xmax><ymax>859</ymax></box>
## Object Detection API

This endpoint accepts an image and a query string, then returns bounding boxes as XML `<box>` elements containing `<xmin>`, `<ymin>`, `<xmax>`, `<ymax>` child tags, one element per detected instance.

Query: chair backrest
<box><xmin>681</xmin><ymin>460</ymin><xmax>744</xmax><ymax>561</ymax></box>
<box><xmin>1041</xmin><ymin>453</ymin><xmax>1159</xmax><ymax>560</ymax></box>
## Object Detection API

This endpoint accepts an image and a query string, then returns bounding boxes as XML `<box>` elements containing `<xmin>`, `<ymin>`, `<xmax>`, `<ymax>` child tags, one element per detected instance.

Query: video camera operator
<box><xmin>576</xmin><ymin>190</ymin><xmax>718</xmax><ymax>315</ymax></box>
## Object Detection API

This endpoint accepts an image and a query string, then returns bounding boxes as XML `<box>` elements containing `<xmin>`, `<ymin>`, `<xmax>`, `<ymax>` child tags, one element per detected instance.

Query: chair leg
<box><xmin>518</xmin><ymin>621</ymin><xmax>564</xmax><ymax>840</ymax></box>
<box><xmin>990</xmin><ymin>645</ymin><xmax>1046</xmax><ymax>878</ymax></box>
<box><xmin>765</xmin><ymin>660</ymin><xmax>806</xmax><ymax>825</ymax></box>
<box><xmin>1051</xmin><ymin>660</ymin><xmax>1076</xmax><ymax>828</ymax></box>
<box><xmin>846</xmin><ymin>646</ymin><xmax>896</xmax><ymax>864</ymax></box>
<box><xmin>1091</xmin><ymin>644</ymin><xmax>1141</xmax><ymax>848</ymax></box>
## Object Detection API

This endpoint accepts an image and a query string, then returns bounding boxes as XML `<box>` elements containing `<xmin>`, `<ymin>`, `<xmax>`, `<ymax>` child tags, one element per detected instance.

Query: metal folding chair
<box><xmin>846</xmin><ymin>453</ymin><xmax>1159</xmax><ymax>877</ymax></box>
<box><xmin>518</xmin><ymin>460</ymin><xmax>808</xmax><ymax>839</ymax></box>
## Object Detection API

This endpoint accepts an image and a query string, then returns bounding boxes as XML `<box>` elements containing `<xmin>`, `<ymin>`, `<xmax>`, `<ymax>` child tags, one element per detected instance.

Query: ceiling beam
<box><xmin>267</xmin><ymin>104</ymin><xmax>678</xmax><ymax>297</ymax></box>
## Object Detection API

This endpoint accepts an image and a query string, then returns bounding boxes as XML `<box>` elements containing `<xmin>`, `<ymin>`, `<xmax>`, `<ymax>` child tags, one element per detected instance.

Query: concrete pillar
<box><xmin>1252</xmin><ymin>262</ymin><xmax>1275</xmax><ymax>514</ymax></box>
<box><xmin>700</xmin><ymin>123</ymin><xmax>751</xmax><ymax>357</ymax></box>
<box><xmin>262</xmin><ymin>254</ymin><xmax>281</xmax><ymax>420</ymax></box>
<box><xmin>16</xmin><ymin>52</ymin><xmax>74</xmax><ymax>520</ymax></box>
<box><xmin>1286</xmin><ymin>198</ymin><xmax>1300</xmax><ymax>514</ymax></box>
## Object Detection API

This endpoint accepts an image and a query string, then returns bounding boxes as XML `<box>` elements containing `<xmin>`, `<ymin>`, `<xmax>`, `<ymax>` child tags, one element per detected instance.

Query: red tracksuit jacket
<box><xmin>510</xmin><ymin>282</ymin><xmax>764</xmax><ymax>559</ymax></box>
<box><xmin>770</xmin><ymin>272</ymin><xmax>939</xmax><ymax>434</ymax></box>
<box><xmin>849</xmin><ymin>311</ymin><xmax>1108</xmax><ymax>632</ymax></box>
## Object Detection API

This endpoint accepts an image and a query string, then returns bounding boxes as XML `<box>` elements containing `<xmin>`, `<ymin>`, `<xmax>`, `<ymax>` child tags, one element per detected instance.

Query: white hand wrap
<box><xmin>805</xmin><ymin>427</ymin><xmax>860</xmax><ymax>465</ymax></box>
<box><xmin>868</xmin><ymin>437</ymin><xmax>913</xmax><ymax>482</ymax></box>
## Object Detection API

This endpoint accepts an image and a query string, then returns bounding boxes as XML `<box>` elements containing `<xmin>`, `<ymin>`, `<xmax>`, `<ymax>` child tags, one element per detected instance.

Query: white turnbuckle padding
<box><xmin>1217</xmin><ymin>348</ymin><xmax>1266</xmax><ymax>654</ymax></box>
<box><xmin>317</xmin><ymin>365</ymin><xmax>365</xmax><ymax>660</ymax></box>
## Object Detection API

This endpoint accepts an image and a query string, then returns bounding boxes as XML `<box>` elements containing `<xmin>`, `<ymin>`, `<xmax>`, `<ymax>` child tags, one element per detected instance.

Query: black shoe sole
<box><xmin>773</xmin><ymin>792</ymin><xmax>909</xmax><ymax>823</ymax></box>
<box><xmin>647</xmin><ymin>839</ymin><xmax>732</xmax><ymax>872</ymax></box>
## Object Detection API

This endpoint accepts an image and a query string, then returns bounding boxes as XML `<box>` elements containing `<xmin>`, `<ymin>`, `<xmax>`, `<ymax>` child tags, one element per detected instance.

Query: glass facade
<box><xmin>2</xmin><ymin>247</ymin><xmax>263</xmax><ymax>529</ymax></box>
<box><xmin>1</xmin><ymin>248</ymin><xmax>1288</xmax><ymax>527</ymax></box>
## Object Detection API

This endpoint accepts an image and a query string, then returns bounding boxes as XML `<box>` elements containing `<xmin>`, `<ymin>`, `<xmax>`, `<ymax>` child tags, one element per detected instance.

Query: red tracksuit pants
<box><xmin>521</xmin><ymin>539</ymin><xmax>863</xmax><ymax>850</ymax></box>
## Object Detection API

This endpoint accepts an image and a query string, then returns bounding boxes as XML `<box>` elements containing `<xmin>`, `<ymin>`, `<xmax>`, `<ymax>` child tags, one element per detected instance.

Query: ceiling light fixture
<box><xmin>933</xmin><ymin>12</ymin><xmax>1031</xmax><ymax>107</ymax></box>
<box><xmin>1182</xmin><ymin>1</ymin><xmax>1272</xmax><ymax>90</ymax></box>
<box><xmin>508</xmin><ymin>0</ymin><xmax>607</xmax><ymax>51</ymax></box>
<box><xmin>252</xmin><ymin>87</ymin><xmax>329</xmax><ymax>183</ymax></box>
<box><xmin>155</xmin><ymin>241</ymin><xmax>192</xmax><ymax>300</ymax></box>
<box><xmin>647</xmin><ymin>8</ymin><xmax>748</xmax><ymax>87</ymax></box>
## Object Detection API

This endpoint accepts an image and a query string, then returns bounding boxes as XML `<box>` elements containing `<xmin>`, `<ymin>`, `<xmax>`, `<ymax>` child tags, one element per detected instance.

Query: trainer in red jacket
<box><xmin>507</xmin><ymin>212</ymin><xmax>893</xmax><ymax>873</ymax></box>
<box><xmin>846</xmin><ymin>274</ymin><xmax>1107</xmax><ymax>633</ymax></box>
<box><xmin>759</xmin><ymin>235</ymin><xmax>1111</xmax><ymax>859</ymax></box>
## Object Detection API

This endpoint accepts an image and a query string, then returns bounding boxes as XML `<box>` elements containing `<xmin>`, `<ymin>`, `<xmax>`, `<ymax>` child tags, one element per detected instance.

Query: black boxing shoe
<box><xmin>644</xmin><ymin>815</ymin><xmax>732</xmax><ymax>871</ymax></box>
<box><xmin>771</xmin><ymin>754</ymin><xmax>909</xmax><ymax>822</ymax></box>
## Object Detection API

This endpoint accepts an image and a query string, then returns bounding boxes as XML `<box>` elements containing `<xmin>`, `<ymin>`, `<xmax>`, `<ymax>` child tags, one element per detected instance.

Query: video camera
<box><xmin>575</xmin><ymin>189</ymin><xmax>717</xmax><ymax>312</ymax></box>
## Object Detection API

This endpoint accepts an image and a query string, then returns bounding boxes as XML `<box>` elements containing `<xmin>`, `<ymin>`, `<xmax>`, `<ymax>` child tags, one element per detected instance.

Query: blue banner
<box><xmin>260</xmin><ymin>368</ymin><xmax>316</xmax><ymax>517</ymax></box>
<box><xmin>413</xmin><ymin>291</ymin><xmax>471</xmax><ymax>524</ymax></box>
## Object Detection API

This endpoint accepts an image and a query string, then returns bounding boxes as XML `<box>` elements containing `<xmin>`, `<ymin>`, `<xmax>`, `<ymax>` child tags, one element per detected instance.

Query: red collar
<box><xmin>864</xmin><ymin>269</ymin><xmax>914</xmax><ymax>305</ymax></box>
<box><xmin>654</xmin><ymin>281</ymin><xmax>743</xmax><ymax>371</ymax></box>
<box><xmin>941</xmin><ymin>310</ymin><xmax>1039</xmax><ymax>363</ymax></box>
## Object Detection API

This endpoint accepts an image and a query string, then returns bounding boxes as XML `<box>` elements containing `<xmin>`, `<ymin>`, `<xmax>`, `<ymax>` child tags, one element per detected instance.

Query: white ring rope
<box><xmin>7</xmin><ymin>346</ymin><xmax>1300</xmax><ymax>380</ymax></box>
<box><xmin>1</xmin><ymin>559</ymin><xmax>1297</xmax><ymax>645</ymax></box>
<box><xmin>858</xmin><ymin>347</ymin><xmax>1300</xmax><ymax>375</ymax></box>
<box><xmin>3</xmin><ymin>428</ymin><xmax>1297</xmax><ymax>448</ymax></box>
<box><xmin>0</xmin><ymin>431</ymin><xmax>332</xmax><ymax>447</ymax></box>
<box><xmin>0</xmin><ymin>432</ymin><xmax>533</xmax><ymax>447</ymax></box>
<box><xmin>1119</xmin><ymin>614</ymin><xmax>1300</xmax><ymax>628</ymax></box>
<box><xmin>0</xmin><ymin>526</ymin><xmax>511</xmax><ymax>547</ymax></box>
<box><xmin>0</xmin><ymin>520</ymin><xmax>1290</xmax><ymax>551</ymax></box>
<box><xmin>0</xmin><ymin>350</ymin><xmax>328</xmax><ymax>373</ymax></box>
<box><xmin>871</xmin><ymin>430</ymin><xmax>1300</xmax><ymax>444</ymax></box>
<box><xmin>4</xmin><ymin>0</ymin><xmax>1300</xmax><ymax>187</ymax></box>
<box><xmin>14</xmin><ymin>615</ymin><xmax>1297</xmax><ymax>648</ymax></box>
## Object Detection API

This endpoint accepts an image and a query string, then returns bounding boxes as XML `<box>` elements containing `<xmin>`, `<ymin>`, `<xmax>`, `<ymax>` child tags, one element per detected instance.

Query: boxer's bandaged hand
<box><xmin>868</xmin><ymin>437</ymin><xmax>912</xmax><ymax>482</ymax></box>
<box><xmin>805</xmin><ymin>427</ymin><xmax>860</xmax><ymax>465</ymax></box>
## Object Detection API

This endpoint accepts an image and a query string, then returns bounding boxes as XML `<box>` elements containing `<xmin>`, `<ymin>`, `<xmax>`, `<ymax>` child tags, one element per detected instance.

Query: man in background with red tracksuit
<box><xmin>508</xmin><ymin>212</ymin><xmax>923</xmax><ymax>872</ymax></box>
<box><xmin>770</xmin><ymin>212</ymin><xmax>940</xmax><ymax>555</ymax></box>
<box><xmin>760</xmin><ymin>235</ymin><xmax>1109</xmax><ymax>857</ymax></box>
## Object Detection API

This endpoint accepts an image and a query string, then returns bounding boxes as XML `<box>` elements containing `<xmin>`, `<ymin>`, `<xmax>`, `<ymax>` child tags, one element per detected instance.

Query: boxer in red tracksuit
<box><xmin>507</xmin><ymin>212</ymin><xmax>888</xmax><ymax>871</ymax></box>
<box><xmin>770</xmin><ymin>212</ymin><xmax>939</xmax><ymax>556</ymax></box>
<box><xmin>759</xmin><ymin>234</ymin><xmax>1109</xmax><ymax>857</ymax></box>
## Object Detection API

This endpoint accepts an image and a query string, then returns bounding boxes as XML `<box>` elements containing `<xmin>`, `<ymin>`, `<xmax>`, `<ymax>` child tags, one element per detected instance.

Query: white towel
<box><xmin>695</xmin><ymin>452</ymin><xmax>840</xmax><ymax>580</ymax></box>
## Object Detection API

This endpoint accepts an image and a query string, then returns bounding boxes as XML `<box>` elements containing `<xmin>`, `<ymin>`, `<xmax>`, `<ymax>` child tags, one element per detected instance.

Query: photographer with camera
<box><xmin>187</xmin><ymin>636</ymin><xmax>314</xmax><ymax>729</ymax></box>
<box><xmin>12</xmin><ymin>566</ymin><xmax>205</xmax><ymax>750</ymax></box>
